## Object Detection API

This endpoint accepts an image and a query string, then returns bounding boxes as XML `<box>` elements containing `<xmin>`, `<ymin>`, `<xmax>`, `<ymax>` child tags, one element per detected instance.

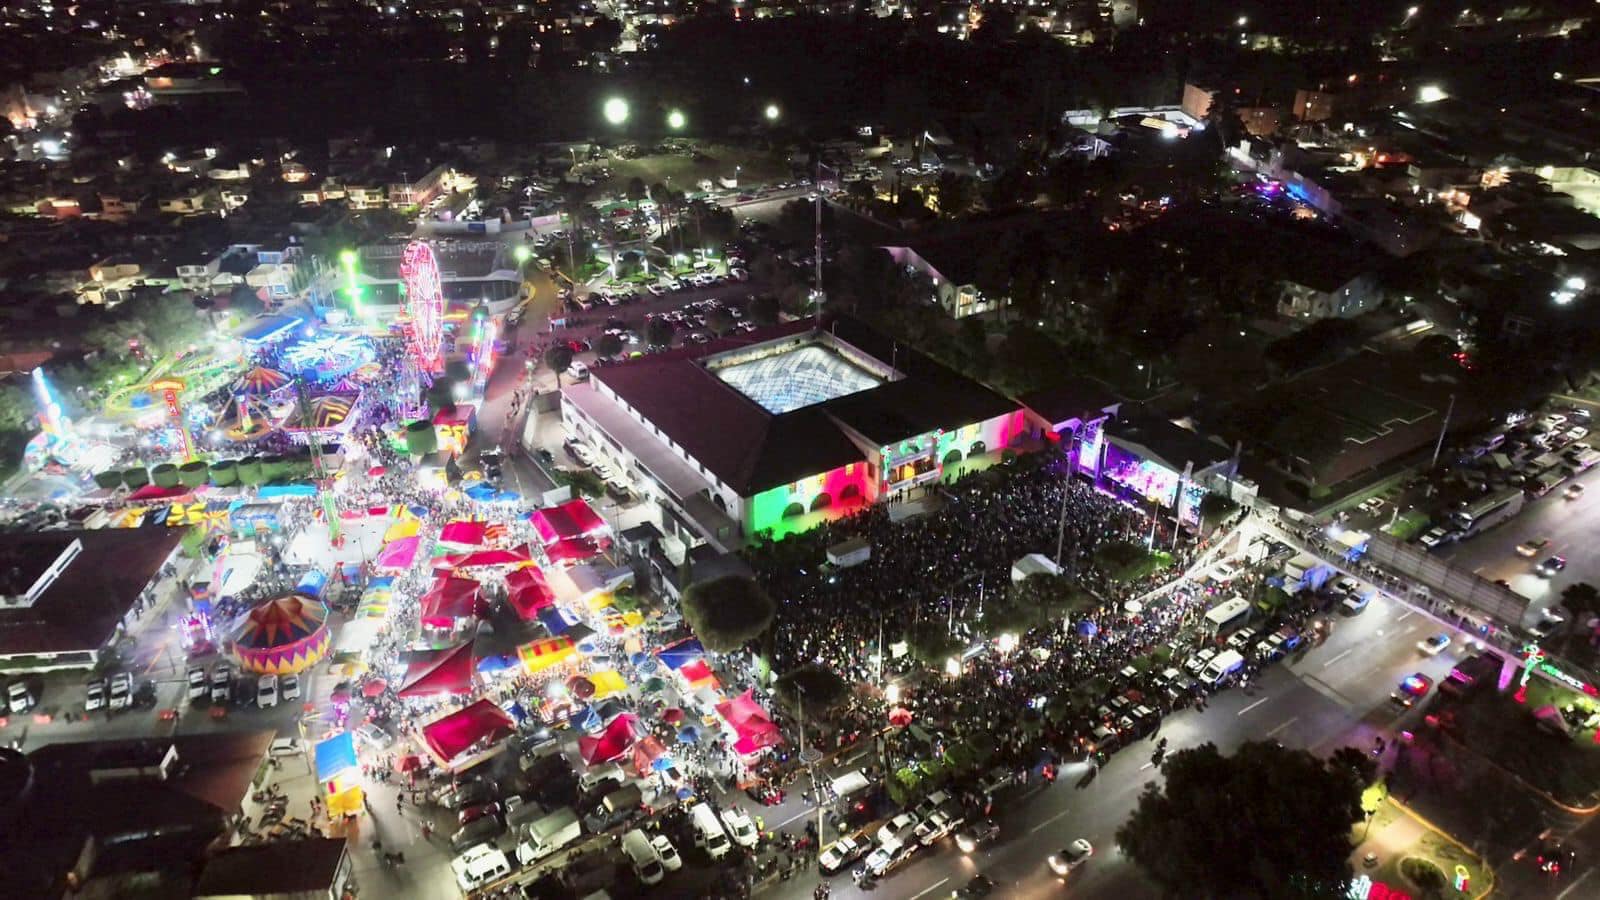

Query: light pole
<box><xmin>667</xmin><ymin>109</ymin><xmax>686</xmax><ymax>131</ymax></box>
<box><xmin>603</xmin><ymin>97</ymin><xmax>629</xmax><ymax>127</ymax></box>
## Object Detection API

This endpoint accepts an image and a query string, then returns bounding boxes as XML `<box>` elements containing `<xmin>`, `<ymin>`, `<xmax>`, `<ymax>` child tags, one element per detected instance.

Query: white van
<box><xmin>691</xmin><ymin>803</ymin><xmax>731</xmax><ymax>860</ymax></box>
<box><xmin>579</xmin><ymin>762</ymin><xmax>625</xmax><ymax>793</ymax></box>
<box><xmin>1201</xmin><ymin>649</ymin><xmax>1246</xmax><ymax>685</ymax></box>
<box><xmin>621</xmin><ymin>828</ymin><xmax>665</xmax><ymax>886</ymax></box>
<box><xmin>451</xmin><ymin>844</ymin><xmax>512</xmax><ymax>892</ymax></box>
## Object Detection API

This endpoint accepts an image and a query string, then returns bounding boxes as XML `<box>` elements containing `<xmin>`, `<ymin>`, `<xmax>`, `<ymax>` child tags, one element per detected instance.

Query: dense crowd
<box><xmin>746</xmin><ymin>450</ymin><xmax>1225</xmax><ymax>774</ymax></box>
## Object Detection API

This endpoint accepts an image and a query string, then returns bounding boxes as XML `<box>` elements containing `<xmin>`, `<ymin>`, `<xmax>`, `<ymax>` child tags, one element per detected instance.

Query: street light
<box><xmin>603</xmin><ymin>97</ymin><xmax>629</xmax><ymax>126</ymax></box>
<box><xmin>666</xmin><ymin>109</ymin><xmax>686</xmax><ymax>131</ymax></box>
<box><xmin>513</xmin><ymin>245</ymin><xmax>531</xmax><ymax>264</ymax></box>
<box><xmin>764</xmin><ymin>103</ymin><xmax>780</xmax><ymax>122</ymax></box>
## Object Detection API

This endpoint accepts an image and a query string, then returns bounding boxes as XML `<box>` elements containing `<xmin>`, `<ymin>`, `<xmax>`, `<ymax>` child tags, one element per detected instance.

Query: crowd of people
<box><xmin>746</xmin><ymin>449</ymin><xmax>1228</xmax><ymax>779</ymax></box>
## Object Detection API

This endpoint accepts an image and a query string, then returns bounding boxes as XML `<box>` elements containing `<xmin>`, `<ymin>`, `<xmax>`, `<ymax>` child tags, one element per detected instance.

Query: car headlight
<box><xmin>957</xmin><ymin>836</ymin><xmax>975</xmax><ymax>852</ymax></box>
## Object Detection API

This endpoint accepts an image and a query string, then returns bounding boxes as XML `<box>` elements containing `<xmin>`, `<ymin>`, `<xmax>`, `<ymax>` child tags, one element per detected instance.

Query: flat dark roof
<box><xmin>588</xmin><ymin>316</ymin><xmax>1018</xmax><ymax>495</ymax></box>
<box><xmin>0</xmin><ymin>527</ymin><xmax>183</xmax><ymax>657</ymax></box>
<box><xmin>1107</xmin><ymin>415</ymin><xmax>1232</xmax><ymax>471</ymax></box>
<box><xmin>193</xmin><ymin>838</ymin><xmax>349</xmax><ymax>898</ymax></box>
<box><xmin>1019</xmin><ymin>378</ymin><xmax>1124</xmax><ymax>427</ymax></box>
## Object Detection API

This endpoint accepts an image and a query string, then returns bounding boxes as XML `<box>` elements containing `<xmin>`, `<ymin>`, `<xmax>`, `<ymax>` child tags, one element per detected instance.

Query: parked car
<box><xmin>7</xmin><ymin>680</ymin><xmax>34</xmax><ymax>714</ymax></box>
<box><xmin>108</xmin><ymin>672</ymin><xmax>133</xmax><ymax>711</ymax></box>
<box><xmin>84</xmin><ymin>678</ymin><xmax>106</xmax><ymax>713</ymax></box>
<box><xmin>210</xmin><ymin>665</ymin><xmax>232</xmax><ymax>703</ymax></box>
<box><xmin>451</xmin><ymin>816</ymin><xmax>507</xmax><ymax>854</ymax></box>
<box><xmin>651</xmin><ymin>833</ymin><xmax>682</xmax><ymax>871</ymax></box>
<box><xmin>187</xmin><ymin>666</ymin><xmax>208</xmax><ymax>701</ymax></box>
<box><xmin>256</xmin><ymin>674</ymin><xmax>279</xmax><ymax>708</ymax></box>
<box><xmin>721</xmin><ymin>807</ymin><xmax>759</xmax><ymax>848</ymax></box>
<box><xmin>458</xmin><ymin>802</ymin><xmax>502</xmax><ymax>826</ymax></box>
<box><xmin>819</xmin><ymin>835</ymin><xmax>869</xmax><ymax>875</ymax></box>
<box><xmin>280</xmin><ymin>674</ymin><xmax>300</xmax><ymax>702</ymax></box>
<box><xmin>440</xmin><ymin>781</ymin><xmax>495</xmax><ymax>811</ymax></box>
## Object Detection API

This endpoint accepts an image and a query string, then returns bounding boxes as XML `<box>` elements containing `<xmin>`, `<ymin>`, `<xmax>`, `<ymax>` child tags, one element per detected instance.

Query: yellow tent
<box><xmin>586</xmin><ymin>592</ymin><xmax>614</xmax><ymax>612</ymax></box>
<box><xmin>519</xmin><ymin>636</ymin><xmax>576</xmax><ymax>674</ymax></box>
<box><xmin>383</xmin><ymin>518</ymin><xmax>421</xmax><ymax>542</ymax></box>
<box><xmin>588</xmin><ymin>669</ymin><xmax>629</xmax><ymax>699</ymax></box>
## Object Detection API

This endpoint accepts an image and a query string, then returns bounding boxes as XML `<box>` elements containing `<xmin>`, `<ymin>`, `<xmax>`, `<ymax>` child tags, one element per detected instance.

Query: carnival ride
<box><xmin>398</xmin><ymin>240</ymin><xmax>445</xmax><ymax>375</ymax></box>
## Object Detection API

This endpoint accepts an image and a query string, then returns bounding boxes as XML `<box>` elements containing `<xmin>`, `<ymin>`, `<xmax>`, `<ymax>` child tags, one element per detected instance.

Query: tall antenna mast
<box><xmin>814</xmin><ymin>159</ymin><xmax>825</xmax><ymax>325</ymax></box>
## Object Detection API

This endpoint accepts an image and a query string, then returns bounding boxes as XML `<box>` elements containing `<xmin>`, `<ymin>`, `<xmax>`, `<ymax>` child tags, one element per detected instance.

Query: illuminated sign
<box><xmin>1347</xmin><ymin>875</ymin><xmax>1412</xmax><ymax>900</ymax></box>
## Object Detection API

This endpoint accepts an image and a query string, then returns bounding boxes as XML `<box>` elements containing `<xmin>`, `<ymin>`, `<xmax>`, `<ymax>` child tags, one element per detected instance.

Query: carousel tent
<box><xmin>529</xmin><ymin>498</ymin><xmax>608</xmax><ymax>545</ymax></box>
<box><xmin>398</xmin><ymin>643</ymin><xmax>477</xmax><ymax>698</ymax></box>
<box><xmin>230</xmin><ymin>594</ymin><xmax>331</xmax><ymax>675</ymax></box>
<box><xmin>419</xmin><ymin>576</ymin><xmax>484</xmax><ymax>626</ymax></box>
<box><xmin>420</xmin><ymin>698</ymin><xmax>515</xmax><ymax>766</ymax></box>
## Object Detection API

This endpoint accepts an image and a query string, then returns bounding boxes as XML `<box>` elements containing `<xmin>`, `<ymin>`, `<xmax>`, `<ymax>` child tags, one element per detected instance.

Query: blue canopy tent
<box><xmin>314</xmin><ymin>731</ymin><xmax>358</xmax><ymax>782</ymax></box>
<box><xmin>506</xmin><ymin>701</ymin><xmax>529</xmax><ymax>723</ymax></box>
<box><xmin>657</xmin><ymin>638</ymin><xmax>705</xmax><ymax>671</ymax></box>
<box><xmin>538</xmin><ymin>607</ymin><xmax>572</xmax><ymax>635</ymax></box>
<box><xmin>676</xmin><ymin>725</ymin><xmax>702</xmax><ymax>744</ymax></box>
<box><xmin>476</xmin><ymin>654</ymin><xmax>517</xmax><ymax>674</ymax></box>
<box><xmin>568</xmin><ymin>705</ymin><xmax>602</xmax><ymax>733</ymax></box>
<box><xmin>464</xmin><ymin>483</ymin><xmax>496</xmax><ymax>501</ymax></box>
<box><xmin>1075</xmin><ymin>620</ymin><xmax>1099</xmax><ymax>637</ymax></box>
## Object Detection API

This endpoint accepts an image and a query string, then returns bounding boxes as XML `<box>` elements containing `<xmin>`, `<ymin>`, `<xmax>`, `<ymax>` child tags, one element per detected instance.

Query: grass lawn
<box><xmin>1364</xmin><ymin>801</ymin><xmax>1492</xmax><ymax>900</ymax></box>
<box><xmin>599</xmin><ymin>144</ymin><xmax>791</xmax><ymax>195</ymax></box>
<box><xmin>1112</xmin><ymin>549</ymin><xmax>1174</xmax><ymax>583</ymax></box>
<box><xmin>1440</xmin><ymin>678</ymin><xmax>1600</xmax><ymax>807</ymax></box>
<box><xmin>1384</xmin><ymin>509</ymin><xmax>1430</xmax><ymax>541</ymax></box>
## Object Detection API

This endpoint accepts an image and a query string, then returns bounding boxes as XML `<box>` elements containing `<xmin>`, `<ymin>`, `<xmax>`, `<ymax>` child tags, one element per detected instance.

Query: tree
<box><xmin>1560</xmin><ymin>583</ymin><xmax>1600</xmax><ymax>649</ymax></box>
<box><xmin>1117</xmin><ymin>741</ymin><xmax>1362</xmax><ymax>899</ymax></box>
<box><xmin>645</xmin><ymin>317</ymin><xmax>676</xmax><ymax>348</ymax></box>
<box><xmin>681</xmin><ymin>575</ymin><xmax>777</xmax><ymax>652</ymax></box>
<box><xmin>934</xmin><ymin>171</ymin><xmax>975</xmax><ymax>218</ymax></box>
<box><xmin>750</xmin><ymin>294</ymin><xmax>781</xmax><ymax>327</ymax></box>
<box><xmin>706</xmin><ymin>307</ymin><xmax>735</xmax><ymax>336</ymax></box>
<box><xmin>773</xmin><ymin>664</ymin><xmax>849</xmax><ymax>712</ymax></box>
<box><xmin>625</xmin><ymin>176</ymin><xmax>648</xmax><ymax>201</ymax></box>
<box><xmin>544</xmin><ymin>344</ymin><xmax>574</xmax><ymax>385</ymax></box>
<box><xmin>596</xmin><ymin>333</ymin><xmax>624</xmax><ymax>359</ymax></box>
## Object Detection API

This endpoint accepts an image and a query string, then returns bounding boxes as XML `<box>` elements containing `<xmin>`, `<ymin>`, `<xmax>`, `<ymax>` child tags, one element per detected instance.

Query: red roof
<box><xmin>418</xmin><ymin>576</ymin><xmax>483</xmax><ymax>625</ymax></box>
<box><xmin>578</xmin><ymin>712</ymin><xmax>644</xmax><ymax>766</ymax></box>
<box><xmin>420</xmin><ymin>698</ymin><xmax>514</xmax><ymax>762</ymax></box>
<box><xmin>436</xmin><ymin>545</ymin><xmax>532</xmax><ymax>569</ymax></box>
<box><xmin>529</xmin><ymin>499</ymin><xmax>608</xmax><ymax>544</ymax></box>
<box><xmin>398</xmin><ymin>643</ymin><xmax>476</xmax><ymax>698</ymax></box>
<box><xmin>545</xmin><ymin>536</ymin><xmax>600</xmax><ymax>565</ymax></box>
<box><xmin>505</xmin><ymin>567</ymin><xmax>555</xmax><ymax>620</ymax></box>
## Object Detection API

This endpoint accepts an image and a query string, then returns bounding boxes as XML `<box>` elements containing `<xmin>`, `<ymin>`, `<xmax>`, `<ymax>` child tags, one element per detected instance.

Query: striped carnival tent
<box><xmin>230</xmin><ymin>594</ymin><xmax>331</xmax><ymax>675</ymax></box>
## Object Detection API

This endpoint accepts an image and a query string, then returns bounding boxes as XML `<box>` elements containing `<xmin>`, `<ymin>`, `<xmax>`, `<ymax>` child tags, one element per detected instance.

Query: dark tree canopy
<box><xmin>681</xmin><ymin>575</ymin><xmax>778</xmax><ymax>653</ymax></box>
<box><xmin>1117</xmin><ymin>741</ymin><xmax>1363</xmax><ymax>900</ymax></box>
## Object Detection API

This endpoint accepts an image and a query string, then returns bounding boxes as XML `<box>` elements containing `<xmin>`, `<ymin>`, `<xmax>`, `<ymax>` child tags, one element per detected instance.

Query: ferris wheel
<box><xmin>398</xmin><ymin>240</ymin><xmax>445</xmax><ymax>374</ymax></box>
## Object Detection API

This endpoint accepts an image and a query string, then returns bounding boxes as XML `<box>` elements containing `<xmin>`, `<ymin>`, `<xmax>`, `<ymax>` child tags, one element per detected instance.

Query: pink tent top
<box><xmin>438</xmin><ymin>520</ymin><xmax>487</xmax><ymax>547</ymax></box>
<box><xmin>506</xmin><ymin>569</ymin><xmax>556</xmax><ymax>620</ymax></box>
<box><xmin>375</xmin><ymin>535</ymin><xmax>421</xmax><ymax>569</ymax></box>
<box><xmin>398</xmin><ymin>643</ymin><xmax>476</xmax><ymax>698</ymax></box>
<box><xmin>716</xmin><ymin>689</ymin><xmax>775</xmax><ymax>732</ymax></box>
<box><xmin>578</xmin><ymin>712</ymin><xmax>643</xmax><ymax>766</ymax></box>
<box><xmin>437</xmin><ymin>545</ymin><xmax>532</xmax><ymax>569</ymax></box>
<box><xmin>679</xmin><ymin>659</ymin><xmax>718</xmax><ymax>688</ymax></box>
<box><xmin>732</xmin><ymin>728</ymin><xmax>785</xmax><ymax>755</ymax></box>
<box><xmin>420</xmin><ymin>698</ymin><xmax>515</xmax><ymax>763</ymax></box>
<box><xmin>545</xmin><ymin>537</ymin><xmax>600</xmax><ymax>565</ymax></box>
<box><xmin>529</xmin><ymin>498</ymin><xmax>608</xmax><ymax>545</ymax></box>
<box><xmin>419</xmin><ymin>576</ymin><xmax>483</xmax><ymax>625</ymax></box>
<box><xmin>133</xmin><ymin>484</ymin><xmax>194</xmax><ymax>501</ymax></box>
<box><xmin>631</xmin><ymin>735</ymin><xmax>668</xmax><ymax>775</ymax></box>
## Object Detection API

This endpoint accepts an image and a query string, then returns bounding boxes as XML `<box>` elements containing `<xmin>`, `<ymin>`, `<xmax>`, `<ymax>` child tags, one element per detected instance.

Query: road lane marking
<box><xmin>1238</xmin><ymin>697</ymin><xmax>1270</xmax><ymax>716</ymax></box>
<box><xmin>909</xmin><ymin>878</ymin><xmax>951</xmax><ymax>900</ymax></box>
<box><xmin>1557</xmin><ymin>866</ymin><xmax>1595</xmax><ymax>900</ymax></box>
<box><xmin>1266</xmin><ymin>717</ymin><xmax>1299</xmax><ymax>738</ymax></box>
<box><xmin>773</xmin><ymin>807</ymin><xmax>818</xmax><ymax>829</ymax></box>
<box><xmin>1030</xmin><ymin>810</ymin><xmax>1071</xmax><ymax>834</ymax></box>
<box><xmin>1397</xmin><ymin>610</ymin><xmax>1413</xmax><ymax>622</ymax></box>
<box><xmin>1322</xmin><ymin>648</ymin><xmax>1355</xmax><ymax>668</ymax></box>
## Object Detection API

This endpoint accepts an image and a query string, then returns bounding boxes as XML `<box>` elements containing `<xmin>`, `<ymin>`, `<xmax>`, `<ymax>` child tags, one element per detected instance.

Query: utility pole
<box><xmin>1429</xmin><ymin>393</ymin><xmax>1456</xmax><ymax>468</ymax></box>
<box><xmin>814</xmin><ymin>160</ymin><xmax>825</xmax><ymax>324</ymax></box>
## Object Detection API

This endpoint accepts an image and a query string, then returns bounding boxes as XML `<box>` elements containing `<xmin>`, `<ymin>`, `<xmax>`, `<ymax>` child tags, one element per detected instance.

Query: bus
<box><xmin>1202</xmin><ymin>597</ymin><xmax>1253</xmax><ymax>637</ymax></box>
<box><xmin>1449</xmin><ymin>487</ymin><xmax>1525</xmax><ymax>535</ymax></box>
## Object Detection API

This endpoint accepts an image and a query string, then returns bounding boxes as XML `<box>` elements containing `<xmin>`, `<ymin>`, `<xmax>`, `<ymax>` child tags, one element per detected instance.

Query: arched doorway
<box><xmin>969</xmin><ymin>440</ymin><xmax>987</xmax><ymax>456</ymax></box>
<box><xmin>783</xmin><ymin>502</ymin><xmax>806</xmax><ymax>519</ymax></box>
<box><xmin>943</xmin><ymin>448</ymin><xmax>963</xmax><ymax>465</ymax></box>
<box><xmin>809</xmin><ymin>493</ymin><xmax>832</xmax><ymax>512</ymax></box>
<box><xmin>839</xmin><ymin>484</ymin><xmax>862</xmax><ymax>501</ymax></box>
<box><xmin>713</xmin><ymin>494</ymin><xmax>727</xmax><ymax>511</ymax></box>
